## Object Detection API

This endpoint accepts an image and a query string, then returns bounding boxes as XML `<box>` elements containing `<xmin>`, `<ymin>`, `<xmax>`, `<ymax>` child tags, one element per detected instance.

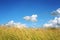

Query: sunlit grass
<box><xmin>0</xmin><ymin>26</ymin><xmax>60</xmax><ymax>40</ymax></box>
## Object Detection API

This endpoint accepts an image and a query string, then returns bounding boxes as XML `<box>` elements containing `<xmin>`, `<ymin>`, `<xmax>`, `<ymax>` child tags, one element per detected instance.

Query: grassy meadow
<box><xmin>0</xmin><ymin>26</ymin><xmax>60</xmax><ymax>40</ymax></box>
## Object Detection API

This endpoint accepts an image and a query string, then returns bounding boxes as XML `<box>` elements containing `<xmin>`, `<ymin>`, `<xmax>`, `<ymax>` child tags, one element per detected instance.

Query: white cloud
<box><xmin>6</xmin><ymin>20</ymin><xmax>15</xmax><ymax>26</ymax></box>
<box><xmin>51</xmin><ymin>8</ymin><xmax>60</xmax><ymax>16</ymax></box>
<box><xmin>43</xmin><ymin>23</ymin><xmax>53</xmax><ymax>27</ymax></box>
<box><xmin>44</xmin><ymin>8</ymin><xmax>60</xmax><ymax>28</ymax></box>
<box><xmin>31</xmin><ymin>14</ymin><xmax>37</xmax><ymax>22</ymax></box>
<box><xmin>15</xmin><ymin>23</ymin><xmax>27</xmax><ymax>28</ymax></box>
<box><xmin>43</xmin><ymin>17</ymin><xmax>60</xmax><ymax>28</ymax></box>
<box><xmin>23</xmin><ymin>16</ymin><xmax>31</xmax><ymax>21</ymax></box>
<box><xmin>23</xmin><ymin>14</ymin><xmax>38</xmax><ymax>22</ymax></box>
<box><xmin>57</xmin><ymin>8</ymin><xmax>60</xmax><ymax>13</ymax></box>
<box><xmin>5</xmin><ymin>20</ymin><xmax>27</xmax><ymax>28</ymax></box>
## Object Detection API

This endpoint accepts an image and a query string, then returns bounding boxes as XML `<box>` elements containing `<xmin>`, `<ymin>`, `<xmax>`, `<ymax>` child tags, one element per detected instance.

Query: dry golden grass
<box><xmin>0</xmin><ymin>26</ymin><xmax>60</xmax><ymax>40</ymax></box>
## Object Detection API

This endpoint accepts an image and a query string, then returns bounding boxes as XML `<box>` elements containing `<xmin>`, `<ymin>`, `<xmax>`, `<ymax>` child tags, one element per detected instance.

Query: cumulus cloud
<box><xmin>6</xmin><ymin>20</ymin><xmax>15</xmax><ymax>26</ymax></box>
<box><xmin>51</xmin><ymin>8</ymin><xmax>60</xmax><ymax>16</ymax></box>
<box><xmin>43</xmin><ymin>24</ymin><xmax>53</xmax><ymax>28</ymax></box>
<box><xmin>31</xmin><ymin>14</ymin><xmax>37</xmax><ymax>22</ymax></box>
<box><xmin>43</xmin><ymin>17</ymin><xmax>60</xmax><ymax>28</ymax></box>
<box><xmin>57</xmin><ymin>8</ymin><xmax>60</xmax><ymax>13</ymax></box>
<box><xmin>23</xmin><ymin>14</ymin><xmax>38</xmax><ymax>22</ymax></box>
<box><xmin>23</xmin><ymin>16</ymin><xmax>31</xmax><ymax>21</ymax></box>
<box><xmin>43</xmin><ymin>8</ymin><xmax>60</xmax><ymax>28</ymax></box>
<box><xmin>5</xmin><ymin>20</ymin><xmax>27</xmax><ymax>28</ymax></box>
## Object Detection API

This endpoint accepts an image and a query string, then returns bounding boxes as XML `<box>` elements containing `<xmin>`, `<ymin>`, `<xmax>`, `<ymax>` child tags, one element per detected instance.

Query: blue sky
<box><xmin>0</xmin><ymin>0</ymin><xmax>60</xmax><ymax>27</ymax></box>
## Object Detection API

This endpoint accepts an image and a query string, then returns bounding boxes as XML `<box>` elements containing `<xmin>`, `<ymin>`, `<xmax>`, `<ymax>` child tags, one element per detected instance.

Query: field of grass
<box><xmin>0</xmin><ymin>26</ymin><xmax>60</xmax><ymax>40</ymax></box>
